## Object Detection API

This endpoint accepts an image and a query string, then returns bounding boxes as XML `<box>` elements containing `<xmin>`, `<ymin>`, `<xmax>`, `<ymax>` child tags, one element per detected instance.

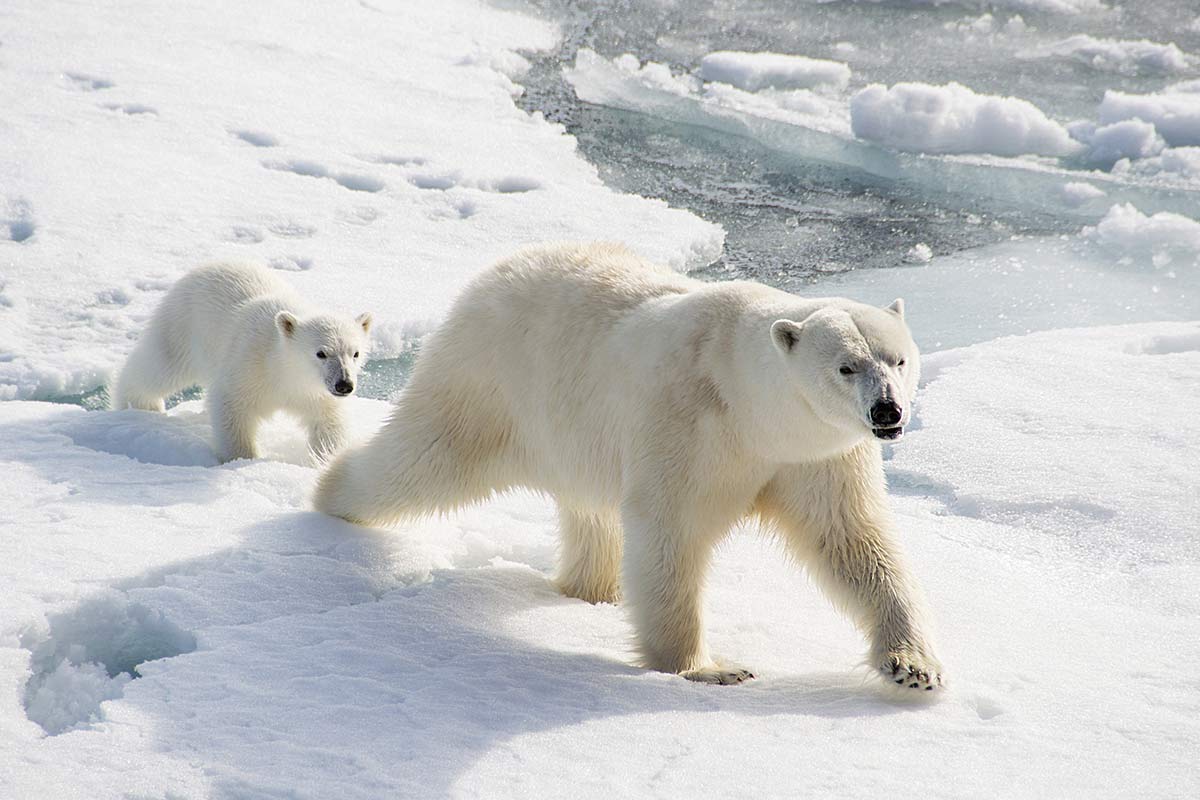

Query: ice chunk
<box><xmin>1021</xmin><ymin>35</ymin><xmax>1191</xmax><ymax>75</ymax></box>
<box><xmin>611</xmin><ymin>52</ymin><xmax>699</xmax><ymax>97</ymax></box>
<box><xmin>1117</xmin><ymin>146</ymin><xmax>1200</xmax><ymax>181</ymax></box>
<box><xmin>842</xmin><ymin>0</ymin><xmax>1103</xmax><ymax>14</ymax></box>
<box><xmin>1058</xmin><ymin>181</ymin><xmax>1107</xmax><ymax>207</ymax></box>
<box><xmin>849</xmin><ymin>82</ymin><xmax>1082</xmax><ymax>157</ymax></box>
<box><xmin>1080</xmin><ymin>119</ymin><xmax>1165</xmax><ymax>168</ymax></box>
<box><xmin>698</xmin><ymin>51</ymin><xmax>851</xmax><ymax>92</ymax></box>
<box><xmin>904</xmin><ymin>243</ymin><xmax>933</xmax><ymax>263</ymax></box>
<box><xmin>1098</xmin><ymin>81</ymin><xmax>1200</xmax><ymax>147</ymax></box>
<box><xmin>1083</xmin><ymin>203</ymin><xmax>1200</xmax><ymax>266</ymax></box>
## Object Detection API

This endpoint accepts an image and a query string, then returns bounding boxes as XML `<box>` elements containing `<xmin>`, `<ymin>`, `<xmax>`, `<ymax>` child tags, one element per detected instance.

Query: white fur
<box><xmin>111</xmin><ymin>262</ymin><xmax>372</xmax><ymax>463</ymax></box>
<box><xmin>314</xmin><ymin>243</ymin><xmax>941</xmax><ymax>689</ymax></box>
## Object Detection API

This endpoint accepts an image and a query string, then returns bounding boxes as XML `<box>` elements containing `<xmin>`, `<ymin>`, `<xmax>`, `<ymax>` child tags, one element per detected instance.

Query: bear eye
<box><xmin>897</xmin><ymin>358</ymin><xmax>906</xmax><ymax>368</ymax></box>
<box><xmin>353</xmin><ymin>351</ymin><xmax>359</xmax><ymax>359</ymax></box>
<box><xmin>316</xmin><ymin>351</ymin><xmax>327</xmax><ymax>359</ymax></box>
<box><xmin>839</xmin><ymin>365</ymin><xmax>855</xmax><ymax>375</ymax></box>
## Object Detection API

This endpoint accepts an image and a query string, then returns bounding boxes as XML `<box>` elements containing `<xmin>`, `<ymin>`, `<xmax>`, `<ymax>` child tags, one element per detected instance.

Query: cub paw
<box><xmin>879</xmin><ymin>651</ymin><xmax>943</xmax><ymax>692</ymax></box>
<box><xmin>681</xmin><ymin>664</ymin><xmax>755</xmax><ymax>685</ymax></box>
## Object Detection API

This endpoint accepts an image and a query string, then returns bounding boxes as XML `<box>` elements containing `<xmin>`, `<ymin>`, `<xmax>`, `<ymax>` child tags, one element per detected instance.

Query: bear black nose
<box><xmin>870</xmin><ymin>400</ymin><xmax>902</xmax><ymax>427</ymax></box>
<box><xmin>334</xmin><ymin>379</ymin><xmax>354</xmax><ymax>396</ymax></box>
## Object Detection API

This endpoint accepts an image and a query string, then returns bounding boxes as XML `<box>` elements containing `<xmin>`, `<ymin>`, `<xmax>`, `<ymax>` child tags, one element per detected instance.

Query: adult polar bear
<box><xmin>316</xmin><ymin>243</ymin><xmax>942</xmax><ymax>689</ymax></box>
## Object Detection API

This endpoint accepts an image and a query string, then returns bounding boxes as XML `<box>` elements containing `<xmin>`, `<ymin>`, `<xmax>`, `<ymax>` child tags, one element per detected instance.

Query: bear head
<box><xmin>275</xmin><ymin>310</ymin><xmax>373</xmax><ymax>398</ymax></box>
<box><xmin>770</xmin><ymin>299</ymin><xmax>919</xmax><ymax>442</ymax></box>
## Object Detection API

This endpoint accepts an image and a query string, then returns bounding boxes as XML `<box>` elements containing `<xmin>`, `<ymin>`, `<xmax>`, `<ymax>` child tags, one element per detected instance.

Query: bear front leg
<box><xmin>621</xmin><ymin>493</ymin><xmax>752</xmax><ymax>685</ymax></box>
<box><xmin>759</xmin><ymin>442</ymin><xmax>943</xmax><ymax>691</ymax></box>
<box><xmin>209</xmin><ymin>387</ymin><xmax>259</xmax><ymax>463</ymax></box>
<box><xmin>306</xmin><ymin>403</ymin><xmax>348</xmax><ymax>463</ymax></box>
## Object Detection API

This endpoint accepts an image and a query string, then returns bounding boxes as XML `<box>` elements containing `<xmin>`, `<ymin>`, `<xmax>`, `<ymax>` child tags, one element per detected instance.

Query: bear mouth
<box><xmin>872</xmin><ymin>425</ymin><xmax>904</xmax><ymax>441</ymax></box>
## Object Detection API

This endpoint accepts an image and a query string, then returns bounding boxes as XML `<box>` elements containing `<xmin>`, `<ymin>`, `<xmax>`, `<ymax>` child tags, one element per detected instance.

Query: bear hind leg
<box><xmin>110</xmin><ymin>338</ymin><xmax>190</xmax><ymax>412</ymax></box>
<box><xmin>313</xmin><ymin>389</ymin><xmax>520</xmax><ymax>526</ymax></box>
<box><xmin>555</xmin><ymin>507</ymin><xmax>622</xmax><ymax>604</ymax></box>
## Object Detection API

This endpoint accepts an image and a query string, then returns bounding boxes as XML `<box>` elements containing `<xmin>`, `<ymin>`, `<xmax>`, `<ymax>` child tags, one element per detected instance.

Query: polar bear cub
<box><xmin>111</xmin><ymin>262</ymin><xmax>372</xmax><ymax>463</ymax></box>
<box><xmin>315</xmin><ymin>242</ymin><xmax>941</xmax><ymax>690</ymax></box>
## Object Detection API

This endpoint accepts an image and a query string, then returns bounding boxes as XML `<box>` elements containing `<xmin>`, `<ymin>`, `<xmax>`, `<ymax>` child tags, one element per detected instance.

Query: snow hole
<box><xmin>21</xmin><ymin>594</ymin><xmax>197</xmax><ymax>735</ymax></box>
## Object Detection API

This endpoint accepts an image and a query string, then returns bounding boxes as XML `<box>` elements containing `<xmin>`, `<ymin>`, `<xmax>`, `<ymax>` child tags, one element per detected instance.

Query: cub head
<box><xmin>770</xmin><ymin>298</ymin><xmax>919</xmax><ymax>442</ymax></box>
<box><xmin>275</xmin><ymin>310</ymin><xmax>373</xmax><ymax>398</ymax></box>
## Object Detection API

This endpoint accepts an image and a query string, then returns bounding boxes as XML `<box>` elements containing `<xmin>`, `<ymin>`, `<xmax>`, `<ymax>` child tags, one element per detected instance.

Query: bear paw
<box><xmin>680</xmin><ymin>664</ymin><xmax>755</xmax><ymax>685</ymax></box>
<box><xmin>879</xmin><ymin>651</ymin><xmax>943</xmax><ymax>692</ymax></box>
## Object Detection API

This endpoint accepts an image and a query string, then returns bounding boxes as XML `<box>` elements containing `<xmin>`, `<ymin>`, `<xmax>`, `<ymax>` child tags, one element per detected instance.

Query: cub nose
<box><xmin>870</xmin><ymin>400</ymin><xmax>902</xmax><ymax>427</ymax></box>
<box><xmin>333</xmin><ymin>379</ymin><xmax>354</xmax><ymax>396</ymax></box>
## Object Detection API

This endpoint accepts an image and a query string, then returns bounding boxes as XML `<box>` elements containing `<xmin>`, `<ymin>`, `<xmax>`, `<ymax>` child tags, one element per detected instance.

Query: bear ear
<box><xmin>356</xmin><ymin>312</ymin><xmax>373</xmax><ymax>334</ymax></box>
<box><xmin>770</xmin><ymin>319</ymin><xmax>804</xmax><ymax>354</ymax></box>
<box><xmin>886</xmin><ymin>298</ymin><xmax>905</xmax><ymax>319</ymax></box>
<box><xmin>276</xmin><ymin>311</ymin><xmax>298</xmax><ymax>337</ymax></box>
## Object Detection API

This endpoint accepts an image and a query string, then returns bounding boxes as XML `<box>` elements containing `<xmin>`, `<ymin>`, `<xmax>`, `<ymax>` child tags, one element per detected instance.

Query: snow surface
<box><xmin>849</xmin><ymin>82</ymin><xmax>1081</xmax><ymax>158</ymax></box>
<box><xmin>4</xmin><ymin>0</ymin><xmax>1200</xmax><ymax>798</ymax></box>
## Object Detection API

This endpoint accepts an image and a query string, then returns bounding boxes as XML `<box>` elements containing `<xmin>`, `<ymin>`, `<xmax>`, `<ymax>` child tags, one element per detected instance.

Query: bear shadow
<box><xmin>22</xmin><ymin>505</ymin><xmax>920</xmax><ymax>798</ymax></box>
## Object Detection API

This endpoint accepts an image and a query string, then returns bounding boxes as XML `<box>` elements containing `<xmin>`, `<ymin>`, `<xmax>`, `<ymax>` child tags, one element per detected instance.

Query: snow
<box><xmin>0</xmin><ymin>0</ymin><xmax>723</xmax><ymax>401</ymax></box>
<box><xmin>1020</xmin><ymin>34</ymin><xmax>1192</xmax><ymax>75</ymax></box>
<box><xmin>698</xmin><ymin>51</ymin><xmax>851</xmax><ymax>92</ymax></box>
<box><xmin>4</xmin><ymin>0</ymin><xmax>1200</xmax><ymax>797</ymax></box>
<box><xmin>849</xmin><ymin>82</ymin><xmax>1082</xmax><ymax>158</ymax></box>
<box><xmin>1097</xmin><ymin>81</ymin><xmax>1200</xmax><ymax>147</ymax></box>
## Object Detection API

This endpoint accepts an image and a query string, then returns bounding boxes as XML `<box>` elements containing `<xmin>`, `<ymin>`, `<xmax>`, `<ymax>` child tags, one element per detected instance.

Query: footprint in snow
<box><xmin>408</xmin><ymin>169</ymin><xmax>543</xmax><ymax>194</ymax></box>
<box><xmin>101</xmin><ymin>102</ymin><xmax>157</xmax><ymax>116</ymax></box>
<box><xmin>270</xmin><ymin>255</ymin><xmax>314</xmax><ymax>272</ymax></box>
<box><xmin>2</xmin><ymin>198</ymin><xmax>36</xmax><ymax>243</ymax></box>
<box><xmin>362</xmin><ymin>155</ymin><xmax>541</xmax><ymax>194</ymax></box>
<box><xmin>228</xmin><ymin>225</ymin><xmax>265</xmax><ymax>244</ymax></box>
<box><xmin>230</xmin><ymin>129</ymin><xmax>279</xmax><ymax>148</ymax></box>
<box><xmin>263</xmin><ymin>160</ymin><xmax>384</xmax><ymax>193</ymax></box>
<box><xmin>64</xmin><ymin>71</ymin><xmax>114</xmax><ymax>91</ymax></box>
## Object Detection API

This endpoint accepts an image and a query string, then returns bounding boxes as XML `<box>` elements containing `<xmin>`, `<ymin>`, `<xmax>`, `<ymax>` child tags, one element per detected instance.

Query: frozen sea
<box><xmin>1</xmin><ymin>1</ymin><xmax>1198</xmax><ymax>798</ymax></box>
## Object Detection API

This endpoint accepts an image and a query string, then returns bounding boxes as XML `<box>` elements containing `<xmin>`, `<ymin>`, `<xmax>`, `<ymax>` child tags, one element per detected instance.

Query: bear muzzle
<box><xmin>870</xmin><ymin>400</ymin><xmax>904</xmax><ymax>440</ymax></box>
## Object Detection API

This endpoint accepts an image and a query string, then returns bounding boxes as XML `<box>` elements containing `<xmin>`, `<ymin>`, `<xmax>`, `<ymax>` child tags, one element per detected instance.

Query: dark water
<box><xmin>512</xmin><ymin>0</ymin><xmax>1197</xmax><ymax>283</ymax></box>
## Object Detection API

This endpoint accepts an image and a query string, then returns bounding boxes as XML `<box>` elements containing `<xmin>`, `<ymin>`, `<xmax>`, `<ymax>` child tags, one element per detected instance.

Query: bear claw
<box><xmin>682</xmin><ymin>666</ymin><xmax>755</xmax><ymax>685</ymax></box>
<box><xmin>880</xmin><ymin>653</ymin><xmax>943</xmax><ymax>691</ymax></box>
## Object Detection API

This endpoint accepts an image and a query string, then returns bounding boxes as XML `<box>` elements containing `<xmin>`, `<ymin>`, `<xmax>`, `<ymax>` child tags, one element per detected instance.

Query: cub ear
<box><xmin>276</xmin><ymin>311</ymin><xmax>298</xmax><ymax>337</ymax></box>
<box><xmin>770</xmin><ymin>319</ymin><xmax>804</xmax><ymax>354</ymax></box>
<box><xmin>356</xmin><ymin>312</ymin><xmax>373</xmax><ymax>334</ymax></box>
<box><xmin>886</xmin><ymin>298</ymin><xmax>905</xmax><ymax>319</ymax></box>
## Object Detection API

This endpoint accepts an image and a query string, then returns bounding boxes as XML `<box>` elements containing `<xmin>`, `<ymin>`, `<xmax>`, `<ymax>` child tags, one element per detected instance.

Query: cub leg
<box><xmin>209</xmin><ymin>385</ymin><xmax>260</xmax><ymax>462</ymax></box>
<box><xmin>110</xmin><ymin>336</ymin><xmax>189</xmax><ymax>412</ymax></box>
<box><xmin>305</xmin><ymin>401</ymin><xmax>349</xmax><ymax>463</ymax></box>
